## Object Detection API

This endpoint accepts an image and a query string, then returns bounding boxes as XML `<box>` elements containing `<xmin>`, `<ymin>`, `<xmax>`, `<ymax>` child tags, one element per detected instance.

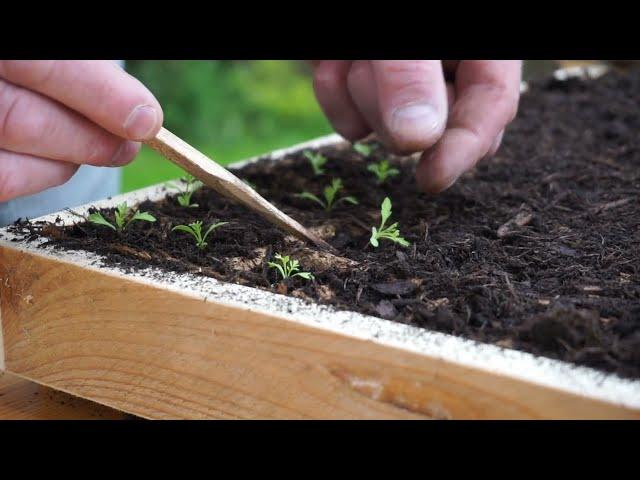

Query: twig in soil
<box><xmin>108</xmin><ymin>244</ymin><xmax>152</xmax><ymax>261</ymax></box>
<box><xmin>591</xmin><ymin>197</ymin><xmax>634</xmax><ymax>213</ymax></box>
<box><xmin>64</xmin><ymin>208</ymin><xmax>89</xmax><ymax>220</ymax></box>
<box><xmin>497</xmin><ymin>207</ymin><xmax>533</xmax><ymax>238</ymax></box>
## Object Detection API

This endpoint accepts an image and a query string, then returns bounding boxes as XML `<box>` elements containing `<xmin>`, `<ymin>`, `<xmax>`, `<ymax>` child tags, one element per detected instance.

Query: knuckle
<box><xmin>0</xmin><ymin>82</ymin><xmax>31</xmax><ymax>145</ymax></box>
<box><xmin>0</xmin><ymin>60</ymin><xmax>58</xmax><ymax>86</ymax></box>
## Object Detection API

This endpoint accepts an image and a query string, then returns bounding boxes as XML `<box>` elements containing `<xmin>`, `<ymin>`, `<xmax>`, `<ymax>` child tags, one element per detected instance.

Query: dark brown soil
<box><xmin>10</xmin><ymin>69</ymin><xmax>640</xmax><ymax>379</ymax></box>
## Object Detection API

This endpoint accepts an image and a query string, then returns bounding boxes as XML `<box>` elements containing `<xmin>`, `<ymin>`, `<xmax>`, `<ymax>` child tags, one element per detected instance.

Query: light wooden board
<box><xmin>0</xmin><ymin>371</ymin><xmax>130</xmax><ymax>420</ymax></box>
<box><xmin>1</xmin><ymin>248</ymin><xmax>638</xmax><ymax>419</ymax></box>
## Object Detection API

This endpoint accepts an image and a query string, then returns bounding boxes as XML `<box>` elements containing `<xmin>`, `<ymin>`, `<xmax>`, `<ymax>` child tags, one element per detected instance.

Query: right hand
<box><xmin>0</xmin><ymin>60</ymin><xmax>164</xmax><ymax>202</ymax></box>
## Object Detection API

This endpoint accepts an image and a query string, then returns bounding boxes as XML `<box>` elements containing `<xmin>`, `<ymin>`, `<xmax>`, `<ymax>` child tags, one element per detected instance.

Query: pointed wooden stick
<box><xmin>145</xmin><ymin>128</ymin><xmax>332</xmax><ymax>250</ymax></box>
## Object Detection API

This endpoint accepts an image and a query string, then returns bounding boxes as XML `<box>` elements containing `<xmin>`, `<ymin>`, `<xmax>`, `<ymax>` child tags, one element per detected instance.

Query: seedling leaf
<box><xmin>268</xmin><ymin>253</ymin><xmax>314</xmax><ymax>281</ymax></box>
<box><xmin>367</xmin><ymin>160</ymin><xmax>400</xmax><ymax>184</ymax></box>
<box><xmin>353</xmin><ymin>143</ymin><xmax>375</xmax><ymax>157</ymax></box>
<box><xmin>89</xmin><ymin>203</ymin><xmax>155</xmax><ymax>232</ymax></box>
<box><xmin>297</xmin><ymin>178</ymin><xmax>358</xmax><ymax>212</ymax></box>
<box><xmin>304</xmin><ymin>150</ymin><xmax>328</xmax><ymax>176</ymax></box>
<box><xmin>172</xmin><ymin>220</ymin><xmax>227</xmax><ymax>250</ymax></box>
<box><xmin>370</xmin><ymin>197</ymin><xmax>409</xmax><ymax>248</ymax></box>
<box><xmin>88</xmin><ymin>212</ymin><xmax>117</xmax><ymax>231</ymax></box>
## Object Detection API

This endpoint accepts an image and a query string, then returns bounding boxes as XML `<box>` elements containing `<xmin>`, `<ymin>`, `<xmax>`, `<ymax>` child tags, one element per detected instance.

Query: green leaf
<box><xmin>294</xmin><ymin>272</ymin><xmax>315</xmax><ymax>280</ymax></box>
<box><xmin>396</xmin><ymin>237</ymin><xmax>410</xmax><ymax>247</ymax></box>
<box><xmin>380</xmin><ymin>197</ymin><xmax>392</xmax><ymax>226</ymax></box>
<box><xmin>268</xmin><ymin>262</ymin><xmax>286</xmax><ymax>280</ymax></box>
<box><xmin>370</xmin><ymin>227</ymin><xmax>379</xmax><ymax>247</ymax></box>
<box><xmin>172</xmin><ymin>224</ymin><xmax>196</xmax><ymax>235</ymax></box>
<box><xmin>354</xmin><ymin>143</ymin><xmax>374</xmax><ymax>157</ymax></box>
<box><xmin>131</xmin><ymin>212</ymin><xmax>157</xmax><ymax>223</ymax></box>
<box><xmin>268</xmin><ymin>253</ymin><xmax>313</xmax><ymax>281</ymax></box>
<box><xmin>304</xmin><ymin>150</ymin><xmax>327</xmax><ymax>175</ymax></box>
<box><xmin>203</xmin><ymin>221</ymin><xmax>228</xmax><ymax>241</ymax></box>
<box><xmin>296</xmin><ymin>192</ymin><xmax>326</xmax><ymax>209</ymax></box>
<box><xmin>88</xmin><ymin>212</ymin><xmax>116</xmax><ymax>231</ymax></box>
<box><xmin>342</xmin><ymin>196</ymin><xmax>358</xmax><ymax>205</ymax></box>
<box><xmin>116</xmin><ymin>202</ymin><xmax>129</xmax><ymax>216</ymax></box>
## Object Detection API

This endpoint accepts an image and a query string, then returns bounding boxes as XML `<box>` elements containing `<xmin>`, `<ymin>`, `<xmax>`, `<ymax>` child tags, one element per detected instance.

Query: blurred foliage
<box><xmin>122</xmin><ymin>60</ymin><xmax>332</xmax><ymax>192</ymax></box>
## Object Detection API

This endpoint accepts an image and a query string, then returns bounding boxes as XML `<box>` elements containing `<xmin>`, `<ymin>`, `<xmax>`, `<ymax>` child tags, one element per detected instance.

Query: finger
<box><xmin>486</xmin><ymin>129</ymin><xmax>505</xmax><ymax>158</ymax></box>
<box><xmin>0</xmin><ymin>149</ymin><xmax>79</xmax><ymax>202</ymax></box>
<box><xmin>0</xmin><ymin>60</ymin><xmax>163</xmax><ymax>141</ymax></box>
<box><xmin>446</xmin><ymin>83</ymin><xmax>455</xmax><ymax>110</ymax></box>
<box><xmin>0</xmin><ymin>78</ymin><xmax>141</xmax><ymax>167</ymax></box>
<box><xmin>346</xmin><ymin>60</ymin><xmax>389</xmax><ymax>143</ymax></box>
<box><xmin>370</xmin><ymin>60</ymin><xmax>448</xmax><ymax>153</ymax></box>
<box><xmin>312</xmin><ymin>60</ymin><xmax>370</xmax><ymax>141</ymax></box>
<box><xmin>416</xmin><ymin>60</ymin><xmax>522</xmax><ymax>194</ymax></box>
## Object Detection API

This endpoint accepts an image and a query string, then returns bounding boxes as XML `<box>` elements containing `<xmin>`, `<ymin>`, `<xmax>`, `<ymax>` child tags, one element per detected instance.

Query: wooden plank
<box><xmin>1</xmin><ymin>247</ymin><xmax>637</xmax><ymax>420</ymax></box>
<box><xmin>0</xmin><ymin>371</ymin><xmax>131</xmax><ymax>420</ymax></box>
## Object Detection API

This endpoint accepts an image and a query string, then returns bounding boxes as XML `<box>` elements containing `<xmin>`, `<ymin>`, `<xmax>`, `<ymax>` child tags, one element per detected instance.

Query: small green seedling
<box><xmin>367</xmin><ymin>159</ymin><xmax>400</xmax><ymax>184</ymax></box>
<box><xmin>353</xmin><ymin>142</ymin><xmax>376</xmax><ymax>157</ymax></box>
<box><xmin>168</xmin><ymin>174</ymin><xmax>204</xmax><ymax>208</ymax></box>
<box><xmin>268</xmin><ymin>253</ymin><xmax>314</xmax><ymax>281</ymax></box>
<box><xmin>296</xmin><ymin>178</ymin><xmax>358</xmax><ymax>212</ymax></box>
<box><xmin>370</xmin><ymin>197</ymin><xmax>409</xmax><ymax>248</ymax></box>
<box><xmin>304</xmin><ymin>150</ymin><xmax>328</xmax><ymax>176</ymax></box>
<box><xmin>172</xmin><ymin>220</ymin><xmax>228</xmax><ymax>250</ymax></box>
<box><xmin>88</xmin><ymin>202</ymin><xmax>156</xmax><ymax>232</ymax></box>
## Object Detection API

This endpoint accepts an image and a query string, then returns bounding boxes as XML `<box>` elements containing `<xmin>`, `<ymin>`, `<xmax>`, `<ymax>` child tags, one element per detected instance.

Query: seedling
<box><xmin>167</xmin><ymin>174</ymin><xmax>204</xmax><ymax>208</ymax></box>
<box><xmin>268</xmin><ymin>253</ymin><xmax>314</xmax><ymax>281</ymax></box>
<box><xmin>296</xmin><ymin>178</ymin><xmax>358</xmax><ymax>212</ymax></box>
<box><xmin>353</xmin><ymin>142</ymin><xmax>376</xmax><ymax>157</ymax></box>
<box><xmin>304</xmin><ymin>150</ymin><xmax>328</xmax><ymax>176</ymax></box>
<box><xmin>172</xmin><ymin>220</ymin><xmax>228</xmax><ymax>250</ymax></box>
<box><xmin>367</xmin><ymin>159</ymin><xmax>400</xmax><ymax>184</ymax></box>
<box><xmin>88</xmin><ymin>202</ymin><xmax>156</xmax><ymax>232</ymax></box>
<box><xmin>370</xmin><ymin>197</ymin><xmax>410</xmax><ymax>248</ymax></box>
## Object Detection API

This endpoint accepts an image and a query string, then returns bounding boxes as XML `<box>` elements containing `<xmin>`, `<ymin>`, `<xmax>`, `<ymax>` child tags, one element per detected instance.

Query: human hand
<box><xmin>311</xmin><ymin>60</ymin><xmax>522</xmax><ymax>194</ymax></box>
<box><xmin>0</xmin><ymin>60</ymin><xmax>163</xmax><ymax>202</ymax></box>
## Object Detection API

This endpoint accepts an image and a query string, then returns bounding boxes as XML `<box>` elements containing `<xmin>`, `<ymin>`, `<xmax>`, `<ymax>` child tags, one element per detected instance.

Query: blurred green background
<box><xmin>122</xmin><ymin>60</ymin><xmax>332</xmax><ymax>192</ymax></box>
<box><xmin>122</xmin><ymin>60</ymin><xmax>558</xmax><ymax>193</ymax></box>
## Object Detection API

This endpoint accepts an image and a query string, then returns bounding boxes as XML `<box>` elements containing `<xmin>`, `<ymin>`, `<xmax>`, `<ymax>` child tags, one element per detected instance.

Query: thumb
<box><xmin>371</xmin><ymin>60</ymin><xmax>448</xmax><ymax>153</ymax></box>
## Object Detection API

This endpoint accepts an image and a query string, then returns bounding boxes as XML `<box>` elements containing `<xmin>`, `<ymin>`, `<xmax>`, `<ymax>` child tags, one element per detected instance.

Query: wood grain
<box><xmin>145</xmin><ymin>128</ymin><xmax>331</xmax><ymax>250</ymax></box>
<box><xmin>1</xmin><ymin>247</ymin><xmax>637</xmax><ymax>419</ymax></box>
<box><xmin>0</xmin><ymin>371</ymin><xmax>130</xmax><ymax>420</ymax></box>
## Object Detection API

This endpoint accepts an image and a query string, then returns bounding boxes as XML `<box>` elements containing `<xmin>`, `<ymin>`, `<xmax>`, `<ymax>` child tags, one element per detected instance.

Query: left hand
<box><xmin>310</xmin><ymin>60</ymin><xmax>522</xmax><ymax>194</ymax></box>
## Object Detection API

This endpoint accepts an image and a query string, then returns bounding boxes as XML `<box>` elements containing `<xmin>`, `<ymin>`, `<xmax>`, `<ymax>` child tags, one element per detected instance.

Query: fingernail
<box><xmin>124</xmin><ymin>105</ymin><xmax>159</xmax><ymax>140</ymax></box>
<box><xmin>110</xmin><ymin>141</ymin><xmax>139</xmax><ymax>166</ymax></box>
<box><xmin>391</xmin><ymin>102</ymin><xmax>441</xmax><ymax>142</ymax></box>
